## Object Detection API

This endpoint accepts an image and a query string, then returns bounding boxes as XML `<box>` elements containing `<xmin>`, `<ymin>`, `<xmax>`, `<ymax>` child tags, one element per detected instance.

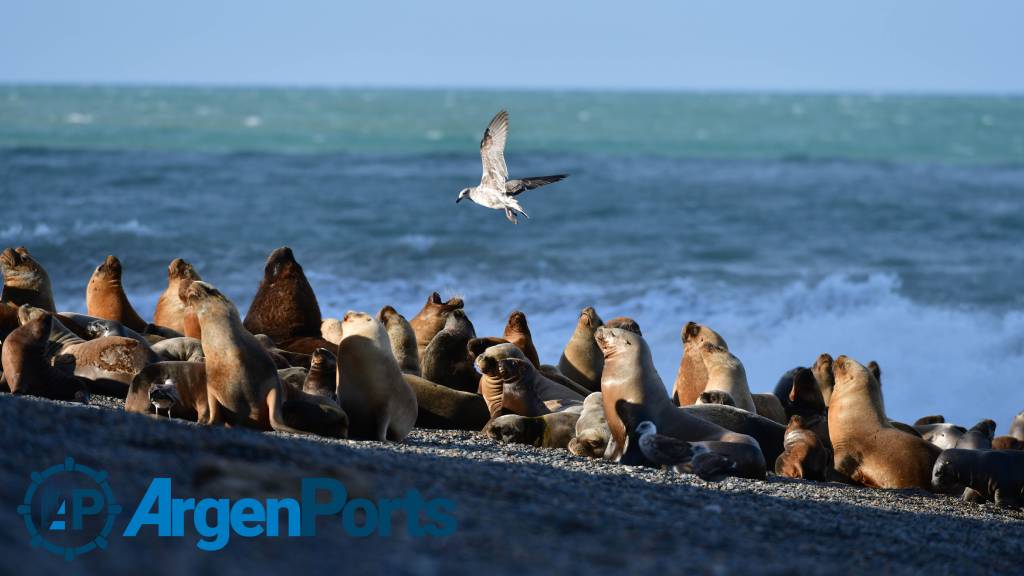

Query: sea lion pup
<box><xmin>279</xmin><ymin>375</ymin><xmax>349</xmax><ymax>439</ymax></box>
<box><xmin>378</xmin><ymin>305</ymin><xmax>420</xmax><ymax>376</ymax></box>
<box><xmin>671</xmin><ymin>321</ymin><xmax>728</xmax><ymax>406</ymax></box>
<box><xmin>302</xmin><ymin>348</ymin><xmax>337</xmax><ymax>401</ymax></box>
<box><xmin>596</xmin><ymin>326</ymin><xmax>766</xmax><ymax>479</ymax></box>
<box><xmin>85</xmin><ymin>255</ymin><xmax>148</xmax><ymax>333</ymax></box>
<box><xmin>19</xmin><ymin>305</ymin><xmax>149</xmax><ymax>397</ymax></box>
<box><xmin>932</xmin><ymin>449</ymin><xmax>1024</xmax><ymax>508</ymax></box>
<box><xmin>403</xmin><ymin>373</ymin><xmax>489</xmax><ymax>431</ymax></box>
<box><xmin>557</xmin><ymin>306</ymin><xmax>604</xmax><ymax>392</ymax></box>
<box><xmin>1010</xmin><ymin>410</ymin><xmax>1024</xmax><ymax>441</ymax></box>
<box><xmin>699</xmin><ymin>343</ymin><xmax>757</xmax><ymax>413</ymax></box>
<box><xmin>775</xmin><ymin>415</ymin><xmax>830</xmax><ymax>480</ymax></box>
<box><xmin>915</xmin><ymin>422</ymin><xmax>967</xmax><ymax>450</ymax></box>
<box><xmin>321</xmin><ymin>318</ymin><xmax>344</xmax><ymax>346</ymax></box>
<box><xmin>828</xmin><ymin>356</ymin><xmax>940</xmax><ymax>489</ymax></box>
<box><xmin>484</xmin><ymin>410</ymin><xmax>582</xmax><ymax>449</ymax></box>
<box><xmin>421</xmin><ymin>309</ymin><xmax>479</xmax><ymax>393</ymax></box>
<box><xmin>475</xmin><ymin>343</ymin><xmax>584</xmax><ymax>417</ymax></box>
<box><xmin>992</xmin><ymin>436</ymin><xmax>1024</xmax><ymax>450</ymax></box>
<box><xmin>153</xmin><ymin>258</ymin><xmax>201</xmax><ymax>332</ymax></box>
<box><xmin>150</xmin><ymin>337</ymin><xmax>204</xmax><ymax>363</ymax></box>
<box><xmin>955</xmin><ymin>419</ymin><xmax>996</xmax><ymax>450</ymax></box>
<box><xmin>409</xmin><ymin>292</ymin><xmax>464</xmax><ymax>358</ymax></box>
<box><xmin>811</xmin><ymin>353</ymin><xmax>835</xmax><ymax>406</ymax></box>
<box><xmin>0</xmin><ymin>247</ymin><xmax>55</xmax><ymax>312</ymax></box>
<box><xmin>605</xmin><ymin>316</ymin><xmax>641</xmax><ymax>335</ymax></box>
<box><xmin>697</xmin><ymin>390</ymin><xmax>736</xmax><ymax>406</ymax></box>
<box><xmin>242</xmin><ymin>246</ymin><xmax>332</xmax><ymax>355</ymax></box>
<box><xmin>867</xmin><ymin>360</ymin><xmax>881</xmax><ymax>385</ymax></box>
<box><xmin>1</xmin><ymin>314</ymin><xmax>89</xmax><ymax>401</ymax></box>
<box><xmin>125</xmin><ymin>361</ymin><xmax>207</xmax><ymax>420</ymax></box>
<box><xmin>771</xmin><ymin>367</ymin><xmax>830</xmax><ymax>445</ymax></box>
<box><xmin>568</xmin><ymin>392</ymin><xmax>612</xmax><ymax>458</ymax></box>
<box><xmin>503</xmin><ymin>310</ymin><xmax>540</xmax><ymax>367</ymax></box>
<box><xmin>336</xmin><ymin>311</ymin><xmax>418</xmax><ymax>441</ymax></box>
<box><xmin>183</xmin><ymin>281</ymin><xmax>311</xmax><ymax>435</ymax></box>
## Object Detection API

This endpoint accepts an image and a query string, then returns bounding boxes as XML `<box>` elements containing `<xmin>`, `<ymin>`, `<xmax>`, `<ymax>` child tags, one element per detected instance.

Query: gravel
<box><xmin>1</xmin><ymin>393</ymin><xmax>1021</xmax><ymax>575</ymax></box>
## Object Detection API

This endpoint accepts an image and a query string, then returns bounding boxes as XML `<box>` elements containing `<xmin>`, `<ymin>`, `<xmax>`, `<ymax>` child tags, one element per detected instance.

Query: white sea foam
<box><xmin>0</xmin><ymin>220</ymin><xmax>159</xmax><ymax>243</ymax></box>
<box><xmin>65</xmin><ymin>112</ymin><xmax>94</xmax><ymax>125</ymax></box>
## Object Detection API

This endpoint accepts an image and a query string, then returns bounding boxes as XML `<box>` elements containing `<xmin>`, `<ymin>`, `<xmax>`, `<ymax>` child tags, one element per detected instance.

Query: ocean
<box><xmin>2</xmin><ymin>85</ymin><xmax>1023</xmax><ymax>428</ymax></box>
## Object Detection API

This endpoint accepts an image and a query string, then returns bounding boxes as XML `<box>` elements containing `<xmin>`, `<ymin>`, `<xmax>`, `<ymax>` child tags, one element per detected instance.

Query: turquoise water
<box><xmin>2</xmin><ymin>85</ymin><xmax>1023</xmax><ymax>427</ymax></box>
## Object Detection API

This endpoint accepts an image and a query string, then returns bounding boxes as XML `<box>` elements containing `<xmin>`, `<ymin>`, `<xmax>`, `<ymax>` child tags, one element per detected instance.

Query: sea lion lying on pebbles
<box><xmin>378</xmin><ymin>305</ymin><xmax>420</xmax><ymax>376</ymax></box>
<box><xmin>421</xmin><ymin>309</ymin><xmax>479</xmax><ymax>393</ymax></box>
<box><xmin>403</xmin><ymin>373</ymin><xmax>489</xmax><ymax>431</ymax></box>
<box><xmin>503</xmin><ymin>310</ymin><xmax>540</xmax><ymax>367</ymax></box>
<box><xmin>86</xmin><ymin>255</ymin><xmax>148</xmax><ymax>333</ymax></box>
<box><xmin>775</xmin><ymin>415</ymin><xmax>830</xmax><ymax>480</ymax></box>
<box><xmin>154</xmin><ymin>258</ymin><xmax>202</xmax><ymax>333</ymax></box>
<box><xmin>672</xmin><ymin>321</ymin><xmax>727</xmax><ymax>406</ymax></box>
<box><xmin>682</xmin><ymin>403</ymin><xmax>786</xmax><ymax>467</ymax></box>
<box><xmin>2</xmin><ymin>314</ymin><xmax>89</xmax><ymax>401</ymax></box>
<box><xmin>0</xmin><ymin>247</ymin><xmax>55</xmax><ymax>312</ymax></box>
<box><xmin>476</xmin><ymin>343</ymin><xmax>583</xmax><ymax>418</ymax></box>
<box><xmin>409</xmin><ymin>292</ymin><xmax>463</xmax><ymax>359</ymax></box>
<box><xmin>125</xmin><ymin>361</ymin><xmax>207</xmax><ymax>420</ymax></box>
<box><xmin>933</xmin><ymin>449</ymin><xmax>1024</xmax><ymax>508</ymax></box>
<box><xmin>484</xmin><ymin>409</ymin><xmax>582</xmax><ymax>449</ymax></box>
<box><xmin>558</xmin><ymin>306</ymin><xmax>604</xmax><ymax>392</ymax></box>
<box><xmin>567</xmin><ymin>392</ymin><xmax>611</xmax><ymax>458</ymax></box>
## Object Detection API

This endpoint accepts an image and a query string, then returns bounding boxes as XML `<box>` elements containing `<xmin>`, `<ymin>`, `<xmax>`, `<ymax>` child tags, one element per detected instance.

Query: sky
<box><xmin>1</xmin><ymin>0</ymin><xmax>1022</xmax><ymax>93</ymax></box>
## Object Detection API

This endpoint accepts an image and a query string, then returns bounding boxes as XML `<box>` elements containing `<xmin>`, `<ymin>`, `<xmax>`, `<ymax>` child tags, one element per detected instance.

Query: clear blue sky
<box><xmin>1</xmin><ymin>0</ymin><xmax>1022</xmax><ymax>93</ymax></box>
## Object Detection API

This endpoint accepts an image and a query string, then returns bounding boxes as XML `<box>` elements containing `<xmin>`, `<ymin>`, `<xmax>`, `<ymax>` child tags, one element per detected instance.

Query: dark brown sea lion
<box><xmin>409</xmin><ymin>292</ymin><xmax>464</xmax><ymax>359</ymax></box>
<box><xmin>771</xmin><ymin>367</ymin><xmax>830</xmax><ymax>446</ymax></box>
<box><xmin>467</xmin><ymin>336</ymin><xmax>509</xmax><ymax>362</ymax></box>
<box><xmin>86</xmin><ymin>255</ymin><xmax>147</xmax><ymax>333</ymax></box>
<box><xmin>596</xmin><ymin>326</ymin><xmax>766</xmax><ymax>479</ymax></box>
<box><xmin>403</xmin><ymin>373</ymin><xmax>489</xmax><ymax>431</ymax></box>
<box><xmin>671</xmin><ymin>321</ymin><xmax>728</xmax><ymax>406</ymax></box>
<box><xmin>421</xmin><ymin>309</ymin><xmax>479</xmax><ymax>393</ymax></box>
<box><xmin>932</xmin><ymin>449</ymin><xmax>1024</xmax><ymax>508</ymax></box>
<box><xmin>125</xmin><ymin>361</ymin><xmax>208</xmax><ymax>421</ymax></box>
<box><xmin>955</xmin><ymin>419</ymin><xmax>996</xmax><ymax>450</ymax></box>
<box><xmin>867</xmin><ymin>360</ymin><xmax>881</xmax><ymax>385</ymax></box>
<box><xmin>605</xmin><ymin>316</ymin><xmax>641</xmax><ymax>335</ymax></box>
<box><xmin>378</xmin><ymin>305</ymin><xmax>420</xmax><ymax>376</ymax></box>
<box><xmin>697</xmin><ymin>390</ymin><xmax>736</xmax><ymax>406</ymax></box>
<box><xmin>812</xmin><ymin>353</ymin><xmax>835</xmax><ymax>406</ymax></box>
<box><xmin>557</xmin><ymin>306</ymin><xmax>604</xmax><ymax>392</ymax></box>
<box><xmin>242</xmin><ymin>247</ymin><xmax>330</xmax><ymax>355</ymax></box>
<box><xmin>992</xmin><ymin>436</ymin><xmax>1024</xmax><ymax>450</ymax></box>
<box><xmin>154</xmin><ymin>258</ymin><xmax>201</xmax><ymax>332</ymax></box>
<box><xmin>681</xmin><ymin>403</ymin><xmax>786</xmax><ymax>468</ymax></box>
<box><xmin>775</xmin><ymin>415</ymin><xmax>830</xmax><ymax>480</ymax></box>
<box><xmin>184</xmin><ymin>281</ymin><xmax>310</xmax><ymax>435</ymax></box>
<box><xmin>1</xmin><ymin>314</ymin><xmax>89</xmax><ymax>401</ymax></box>
<box><xmin>302</xmin><ymin>347</ymin><xmax>337</xmax><ymax>401</ymax></box>
<box><xmin>503</xmin><ymin>310</ymin><xmax>540</xmax><ymax>367</ymax></box>
<box><xmin>0</xmin><ymin>302</ymin><xmax>20</xmax><ymax>340</ymax></box>
<box><xmin>829</xmin><ymin>356</ymin><xmax>940</xmax><ymax>490</ymax></box>
<box><xmin>0</xmin><ymin>247</ymin><xmax>55</xmax><ymax>312</ymax></box>
<box><xmin>336</xmin><ymin>311</ymin><xmax>417</xmax><ymax>441</ymax></box>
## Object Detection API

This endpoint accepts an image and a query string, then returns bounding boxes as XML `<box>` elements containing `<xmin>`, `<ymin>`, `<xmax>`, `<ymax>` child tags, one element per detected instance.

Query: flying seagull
<box><xmin>455</xmin><ymin>110</ymin><xmax>568</xmax><ymax>224</ymax></box>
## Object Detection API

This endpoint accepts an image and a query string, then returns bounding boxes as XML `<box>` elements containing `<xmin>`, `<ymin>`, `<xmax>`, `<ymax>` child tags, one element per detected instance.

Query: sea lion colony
<box><xmin>1</xmin><ymin>246</ymin><xmax>1022</xmax><ymax>508</ymax></box>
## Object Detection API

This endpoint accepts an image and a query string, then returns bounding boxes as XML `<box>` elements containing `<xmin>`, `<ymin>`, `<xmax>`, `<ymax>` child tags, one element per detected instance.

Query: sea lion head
<box><xmin>1</xmin><ymin>247</ymin><xmax>46</xmax><ymax>287</ymax></box>
<box><xmin>467</xmin><ymin>337</ymin><xmax>509</xmax><ymax>363</ymax></box>
<box><xmin>970</xmin><ymin>419</ymin><xmax>997</xmax><ymax>440</ymax></box>
<box><xmin>813</xmin><ymin>353</ymin><xmax>834</xmax><ymax>379</ymax></box>
<box><xmin>505</xmin><ymin>310</ymin><xmax>531</xmax><ymax>335</ymax></box>
<box><xmin>17</xmin><ymin>304</ymin><xmax>49</xmax><ymax>326</ymax></box>
<box><xmin>593</xmin><ymin>325</ymin><xmax>635</xmax><ymax>358</ymax></box>
<box><xmin>789</xmin><ymin>367</ymin><xmax>826</xmax><ymax>409</ymax></box>
<box><xmin>150</xmin><ymin>378</ymin><xmax>182</xmax><ymax>411</ymax></box>
<box><xmin>605</xmin><ymin>316</ymin><xmax>641</xmax><ymax>335</ymax></box>
<box><xmin>310</xmin><ymin>347</ymin><xmax>336</xmax><ymax>372</ymax></box>
<box><xmin>496</xmin><ymin>357</ymin><xmax>529</xmax><ymax>382</ymax></box>
<box><xmin>425</xmin><ymin>291</ymin><xmax>464</xmax><ymax>312</ymax></box>
<box><xmin>86</xmin><ymin>320</ymin><xmax>113</xmax><ymax>339</ymax></box>
<box><xmin>833</xmin><ymin>355</ymin><xmax>872</xmax><ymax>384</ymax></box>
<box><xmin>931</xmin><ymin>452</ymin><xmax>966</xmax><ymax>494</ymax></box>
<box><xmin>168</xmin><ymin>258</ymin><xmax>201</xmax><ymax>281</ymax></box>
<box><xmin>441</xmin><ymin>308</ymin><xmax>475</xmax><ymax>339</ymax></box>
<box><xmin>577</xmin><ymin>307</ymin><xmax>603</xmax><ymax>331</ymax></box>
<box><xmin>377</xmin><ymin>305</ymin><xmax>403</xmax><ymax>326</ymax></box>
<box><xmin>263</xmin><ymin>246</ymin><xmax>303</xmax><ymax>281</ymax></box>
<box><xmin>20</xmin><ymin>310</ymin><xmax>53</xmax><ymax>340</ymax></box>
<box><xmin>483</xmin><ymin>414</ymin><xmax>544</xmax><ymax>446</ymax></box>
<box><xmin>183</xmin><ymin>281</ymin><xmax>237</xmax><ymax>318</ymax></box>
<box><xmin>681</xmin><ymin>321</ymin><xmax>727</xmax><ymax>349</ymax></box>
<box><xmin>867</xmin><ymin>360</ymin><xmax>881</xmax><ymax>384</ymax></box>
<box><xmin>697</xmin><ymin>390</ymin><xmax>736</xmax><ymax>407</ymax></box>
<box><xmin>473</xmin><ymin>342</ymin><xmax>523</xmax><ymax>377</ymax></box>
<box><xmin>93</xmin><ymin>255</ymin><xmax>124</xmax><ymax>282</ymax></box>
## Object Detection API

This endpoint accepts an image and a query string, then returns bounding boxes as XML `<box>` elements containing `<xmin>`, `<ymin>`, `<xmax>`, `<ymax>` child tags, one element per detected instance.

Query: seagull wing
<box><xmin>479</xmin><ymin>110</ymin><xmax>509</xmax><ymax>188</ymax></box>
<box><xmin>505</xmin><ymin>174</ymin><xmax>567</xmax><ymax>196</ymax></box>
<box><xmin>639</xmin><ymin>433</ymin><xmax>695</xmax><ymax>466</ymax></box>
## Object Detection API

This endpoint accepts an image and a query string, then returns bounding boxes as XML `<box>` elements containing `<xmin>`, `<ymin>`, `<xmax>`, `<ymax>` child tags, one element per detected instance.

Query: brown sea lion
<box><xmin>596</xmin><ymin>326</ymin><xmax>766</xmax><ymax>479</ymax></box>
<box><xmin>403</xmin><ymin>373</ymin><xmax>489</xmax><ymax>430</ymax></box>
<box><xmin>153</xmin><ymin>258</ymin><xmax>201</xmax><ymax>332</ymax></box>
<box><xmin>378</xmin><ymin>305</ymin><xmax>420</xmax><ymax>376</ymax></box>
<box><xmin>992</xmin><ymin>436</ymin><xmax>1024</xmax><ymax>450</ymax></box>
<box><xmin>499</xmin><ymin>357</ymin><xmax>583</xmax><ymax>414</ymax></box>
<box><xmin>1</xmin><ymin>314</ymin><xmax>89</xmax><ymax>401</ymax></box>
<box><xmin>1010</xmin><ymin>410</ymin><xmax>1024</xmax><ymax>441</ymax></box>
<box><xmin>86</xmin><ymin>255</ymin><xmax>147</xmax><ymax>333</ymax></box>
<box><xmin>184</xmin><ymin>281</ymin><xmax>310</xmax><ymax>435</ymax></box>
<box><xmin>557</xmin><ymin>306</ymin><xmax>604</xmax><ymax>392</ymax></box>
<box><xmin>475</xmin><ymin>343</ymin><xmax>583</xmax><ymax>418</ymax></box>
<box><xmin>1</xmin><ymin>301</ymin><xmax>20</xmax><ymax>340</ymax></box>
<box><xmin>467</xmin><ymin>336</ymin><xmax>509</xmax><ymax>363</ymax></box>
<box><xmin>503</xmin><ymin>310</ymin><xmax>540</xmax><ymax>367</ymax></box>
<box><xmin>771</xmin><ymin>367</ymin><xmax>830</xmax><ymax>446</ymax></box>
<box><xmin>279</xmin><ymin>375</ymin><xmax>349</xmax><ymax>439</ymax></box>
<box><xmin>955</xmin><ymin>419</ymin><xmax>996</xmax><ymax>450</ymax></box>
<box><xmin>671</xmin><ymin>321</ymin><xmax>728</xmax><ymax>406</ymax></box>
<box><xmin>336</xmin><ymin>311</ymin><xmax>417</xmax><ymax>441</ymax></box>
<box><xmin>177</xmin><ymin>276</ymin><xmax>202</xmax><ymax>340</ymax></box>
<box><xmin>242</xmin><ymin>247</ymin><xmax>330</xmax><ymax>355</ymax></box>
<box><xmin>0</xmin><ymin>247</ymin><xmax>55</xmax><ymax>312</ymax></box>
<box><xmin>421</xmin><ymin>309</ymin><xmax>479</xmax><ymax>393</ymax></box>
<box><xmin>829</xmin><ymin>356</ymin><xmax>940</xmax><ymax>490</ymax></box>
<box><xmin>484</xmin><ymin>411</ymin><xmax>582</xmax><ymax>449</ymax></box>
<box><xmin>752</xmin><ymin>394</ymin><xmax>787</xmax><ymax>425</ymax></box>
<box><xmin>605</xmin><ymin>316</ymin><xmax>641</xmax><ymax>335</ymax></box>
<box><xmin>775</xmin><ymin>415</ymin><xmax>830</xmax><ymax>480</ymax></box>
<box><xmin>699</xmin><ymin>342</ymin><xmax>756</xmax><ymax>413</ymax></box>
<box><xmin>567</xmin><ymin>392</ymin><xmax>611</xmax><ymax>458</ymax></box>
<box><xmin>915</xmin><ymin>415</ymin><xmax>946</xmax><ymax>426</ymax></box>
<box><xmin>812</xmin><ymin>353</ymin><xmax>835</xmax><ymax>406</ymax></box>
<box><xmin>125</xmin><ymin>361</ymin><xmax>208</xmax><ymax>421</ymax></box>
<box><xmin>409</xmin><ymin>292</ymin><xmax>464</xmax><ymax>359</ymax></box>
<box><xmin>932</xmin><ymin>449</ymin><xmax>1024</xmax><ymax>508</ymax></box>
<box><xmin>302</xmin><ymin>347</ymin><xmax>337</xmax><ymax>401</ymax></box>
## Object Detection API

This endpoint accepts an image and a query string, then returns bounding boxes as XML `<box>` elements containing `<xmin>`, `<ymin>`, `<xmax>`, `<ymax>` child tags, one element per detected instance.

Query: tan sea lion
<box><xmin>302</xmin><ymin>347</ymin><xmax>337</xmax><ymax>401</ymax></box>
<box><xmin>86</xmin><ymin>255</ymin><xmax>147</xmax><ymax>333</ymax></box>
<box><xmin>567</xmin><ymin>392</ymin><xmax>611</xmax><ymax>458</ymax></box>
<box><xmin>320</xmin><ymin>318</ymin><xmax>344</xmax><ymax>346</ymax></box>
<box><xmin>829</xmin><ymin>356</ymin><xmax>940</xmax><ymax>490</ymax></box>
<box><xmin>1010</xmin><ymin>410</ymin><xmax>1024</xmax><ymax>441</ymax></box>
<box><xmin>502</xmin><ymin>310</ymin><xmax>540</xmax><ymax>367</ymax></box>
<box><xmin>403</xmin><ymin>373</ymin><xmax>489</xmax><ymax>430</ymax></box>
<box><xmin>752</xmin><ymin>394</ymin><xmax>787</xmax><ymax>425</ymax></box>
<box><xmin>336</xmin><ymin>311</ymin><xmax>417</xmax><ymax>441</ymax></box>
<box><xmin>242</xmin><ymin>247</ymin><xmax>331</xmax><ymax>355</ymax></box>
<box><xmin>125</xmin><ymin>361</ymin><xmax>208</xmax><ymax>421</ymax></box>
<box><xmin>0</xmin><ymin>247</ymin><xmax>55</xmax><ymax>312</ymax></box>
<box><xmin>476</xmin><ymin>343</ymin><xmax>583</xmax><ymax>418</ymax></box>
<box><xmin>421</xmin><ymin>309</ymin><xmax>479</xmax><ymax>393</ymax></box>
<box><xmin>183</xmin><ymin>281</ymin><xmax>310</xmax><ymax>435</ymax></box>
<box><xmin>605</xmin><ymin>316</ymin><xmax>641</xmax><ymax>335</ymax></box>
<box><xmin>671</xmin><ymin>321</ymin><xmax>728</xmax><ymax>406</ymax></box>
<box><xmin>992</xmin><ymin>436</ymin><xmax>1024</xmax><ymax>450</ymax></box>
<box><xmin>932</xmin><ymin>449</ymin><xmax>1024</xmax><ymax>508</ymax></box>
<box><xmin>1</xmin><ymin>314</ymin><xmax>89</xmax><ymax>401</ymax></box>
<box><xmin>153</xmin><ymin>258</ymin><xmax>201</xmax><ymax>332</ymax></box>
<box><xmin>557</xmin><ymin>306</ymin><xmax>604</xmax><ymax>392</ymax></box>
<box><xmin>596</xmin><ymin>326</ymin><xmax>766</xmax><ymax>479</ymax></box>
<box><xmin>484</xmin><ymin>410</ymin><xmax>582</xmax><ymax>449</ymax></box>
<box><xmin>955</xmin><ymin>419</ymin><xmax>996</xmax><ymax>450</ymax></box>
<box><xmin>178</xmin><ymin>277</ymin><xmax>202</xmax><ymax>340</ymax></box>
<box><xmin>775</xmin><ymin>415</ymin><xmax>830</xmax><ymax>480</ymax></box>
<box><xmin>499</xmin><ymin>357</ymin><xmax>583</xmax><ymax>415</ymax></box>
<box><xmin>699</xmin><ymin>342</ymin><xmax>757</xmax><ymax>413</ymax></box>
<box><xmin>409</xmin><ymin>292</ymin><xmax>464</xmax><ymax>358</ymax></box>
<box><xmin>378</xmin><ymin>305</ymin><xmax>420</xmax><ymax>376</ymax></box>
<box><xmin>812</xmin><ymin>353</ymin><xmax>835</xmax><ymax>406</ymax></box>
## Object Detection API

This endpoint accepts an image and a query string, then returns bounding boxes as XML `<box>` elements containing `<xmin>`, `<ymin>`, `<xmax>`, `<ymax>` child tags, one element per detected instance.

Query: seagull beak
<box><xmin>455</xmin><ymin>196</ymin><xmax>462</xmax><ymax>204</ymax></box>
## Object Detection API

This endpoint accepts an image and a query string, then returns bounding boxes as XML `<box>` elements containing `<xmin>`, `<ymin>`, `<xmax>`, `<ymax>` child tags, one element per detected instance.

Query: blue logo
<box><xmin>18</xmin><ymin>457</ymin><xmax>122</xmax><ymax>561</ymax></box>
